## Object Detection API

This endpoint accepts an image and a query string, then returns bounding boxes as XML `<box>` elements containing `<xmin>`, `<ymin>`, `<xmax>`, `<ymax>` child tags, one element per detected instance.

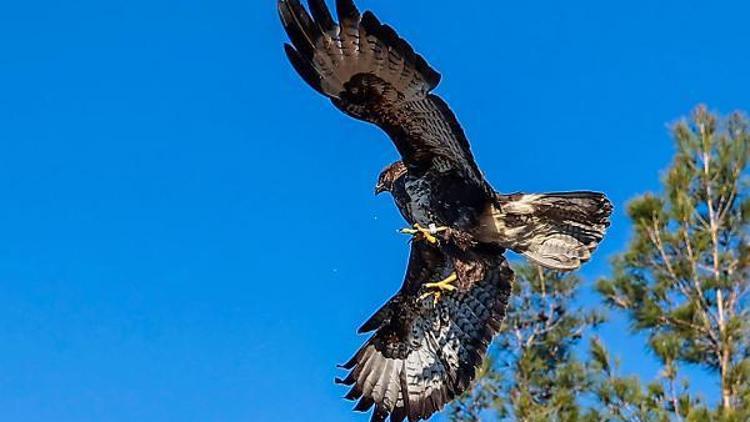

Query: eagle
<box><xmin>278</xmin><ymin>0</ymin><xmax>612</xmax><ymax>420</ymax></box>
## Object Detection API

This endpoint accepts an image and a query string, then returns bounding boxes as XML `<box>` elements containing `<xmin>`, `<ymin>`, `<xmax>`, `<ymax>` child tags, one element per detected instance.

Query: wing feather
<box><xmin>283</xmin><ymin>44</ymin><xmax>324</xmax><ymax>95</ymax></box>
<box><xmin>308</xmin><ymin>0</ymin><xmax>335</xmax><ymax>33</ymax></box>
<box><xmin>278</xmin><ymin>0</ymin><xmax>488</xmax><ymax>189</ymax></box>
<box><xmin>337</xmin><ymin>242</ymin><xmax>514</xmax><ymax>421</ymax></box>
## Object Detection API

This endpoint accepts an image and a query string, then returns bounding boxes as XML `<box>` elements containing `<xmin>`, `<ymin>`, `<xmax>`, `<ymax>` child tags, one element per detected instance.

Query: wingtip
<box><xmin>309</xmin><ymin>0</ymin><xmax>336</xmax><ymax>32</ymax></box>
<box><xmin>336</xmin><ymin>0</ymin><xmax>361</xmax><ymax>22</ymax></box>
<box><xmin>283</xmin><ymin>43</ymin><xmax>326</xmax><ymax>96</ymax></box>
<box><xmin>353</xmin><ymin>396</ymin><xmax>375</xmax><ymax>412</ymax></box>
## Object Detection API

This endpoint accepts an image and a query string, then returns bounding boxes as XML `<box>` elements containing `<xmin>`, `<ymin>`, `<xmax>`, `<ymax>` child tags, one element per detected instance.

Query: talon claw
<box><xmin>419</xmin><ymin>272</ymin><xmax>458</xmax><ymax>305</ymax></box>
<box><xmin>398</xmin><ymin>223</ymin><xmax>447</xmax><ymax>244</ymax></box>
<box><xmin>419</xmin><ymin>290</ymin><xmax>441</xmax><ymax>306</ymax></box>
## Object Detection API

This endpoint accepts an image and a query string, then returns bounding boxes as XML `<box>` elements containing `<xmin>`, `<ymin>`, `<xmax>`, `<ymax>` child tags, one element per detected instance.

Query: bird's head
<box><xmin>374</xmin><ymin>161</ymin><xmax>407</xmax><ymax>195</ymax></box>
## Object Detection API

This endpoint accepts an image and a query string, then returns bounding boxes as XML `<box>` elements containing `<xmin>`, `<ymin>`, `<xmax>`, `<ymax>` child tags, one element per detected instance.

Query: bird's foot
<box><xmin>399</xmin><ymin>223</ymin><xmax>448</xmax><ymax>245</ymax></box>
<box><xmin>419</xmin><ymin>272</ymin><xmax>458</xmax><ymax>304</ymax></box>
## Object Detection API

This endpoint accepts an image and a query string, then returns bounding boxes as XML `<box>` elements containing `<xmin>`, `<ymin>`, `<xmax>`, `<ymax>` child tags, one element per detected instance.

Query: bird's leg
<box><xmin>418</xmin><ymin>272</ymin><xmax>458</xmax><ymax>304</ymax></box>
<box><xmin>399</xmin><ymin>223</ymin><xmax>448</xmax><ymax>245</ymax></box>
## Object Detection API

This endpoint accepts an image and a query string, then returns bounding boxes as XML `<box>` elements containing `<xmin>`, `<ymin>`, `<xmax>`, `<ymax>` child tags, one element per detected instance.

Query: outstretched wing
<box><xmin>337</xmin><ymin>242</ymin><xmax>513</xmax><ymax>422</ymax></box>
<box><xmin>278</xmin><ymin>0</ymin><xmax>489</xmax><ymax>191</ymax></box>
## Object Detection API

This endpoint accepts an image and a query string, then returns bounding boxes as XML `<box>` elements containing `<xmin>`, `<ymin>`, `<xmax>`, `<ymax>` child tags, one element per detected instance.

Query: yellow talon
<box><xmin>419</xmin><ymin>272</ymin><xmax>458</xmax><ymax>305</ymax></box>
<box><xmin>419</xmin><ymin>290</ymin><xmax>442</xmax><ymax>304</ymax></box>
<box><xmin>424</xmin><ymin>272</ymin><xmax>458</xmax><ymax>291</ymax></box>
<box><xmin>399</xmin><ymin>223</ymin><xmax>448</xmax><ymax>244</ymax></box>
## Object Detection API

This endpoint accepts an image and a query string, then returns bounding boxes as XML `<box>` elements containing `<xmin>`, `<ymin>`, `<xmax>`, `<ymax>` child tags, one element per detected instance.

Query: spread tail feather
<box><xmin>479</xmin><ymin>191</ymin><xmax>612</xmax><ymax>271</ymax></box>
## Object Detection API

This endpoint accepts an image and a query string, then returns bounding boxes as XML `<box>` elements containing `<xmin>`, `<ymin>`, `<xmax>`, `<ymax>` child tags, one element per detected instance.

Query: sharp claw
<box><xmin>418</xmin><ymin>290</ymin><xmax>442</xmax><ymax>306</ymax></box>
<box><xmin>424</xmin><ymin>283</ymin><xmax>457</xmax><ymax>292</ymax></box>
<box><xmin>419</xmin><ymin>291</ymin><xmax>433</xmax><ymax>301</ymax></box>
<box><xmin>423</xmin><ymin>233</ymin><xmax>438</xmax><ymax>245</ymax></box>
<box><xmin>399</xmin><ymin>223</ymin><xmax>446</xmax><ymax>244</ymax></box>
<box><xmin>419</xmin><ymin>272</ymin><xmax>457</xmax><ymax>305</ymax></box>
<box><xmin>424</xmin><ymin>272</ymin><xmax>458</xmax><ymax>290</ymax></box>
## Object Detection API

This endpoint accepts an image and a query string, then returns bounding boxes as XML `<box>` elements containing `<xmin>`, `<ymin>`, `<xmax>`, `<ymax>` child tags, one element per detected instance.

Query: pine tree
<box><xmin>449</xmin><ymin>106</ymin><xmax>749</xmax><ymax>421</ymax></box>
<box><xmin>597</xmin><ymin>106</ymin><xmax>750</xmax><ymax>419</ymax></box>
<box><xmin>585</xmin><ymin>335</ymin><xmax>707</xmax><ymax>421</ymax></box>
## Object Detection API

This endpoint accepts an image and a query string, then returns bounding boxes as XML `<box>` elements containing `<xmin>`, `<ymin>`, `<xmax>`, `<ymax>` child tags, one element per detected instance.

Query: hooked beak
<box><xmin>374</xmin><ymin>183</ymin><xmax>386</xmax><ymax>195</ymax></box>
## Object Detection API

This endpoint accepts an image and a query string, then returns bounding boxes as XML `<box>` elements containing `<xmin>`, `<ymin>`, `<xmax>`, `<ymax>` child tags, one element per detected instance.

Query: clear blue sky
<box><xmin>1</xmin><ymin>1</ymin><xmax>748</xmax><ymax>420</ymax></box>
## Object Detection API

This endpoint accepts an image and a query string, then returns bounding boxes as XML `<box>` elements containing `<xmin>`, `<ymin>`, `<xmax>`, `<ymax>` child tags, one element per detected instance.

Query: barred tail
<box><xmin>479</xmin><ymin>191</ymin><xmax>613</xmax><ymax>271</ymax></box>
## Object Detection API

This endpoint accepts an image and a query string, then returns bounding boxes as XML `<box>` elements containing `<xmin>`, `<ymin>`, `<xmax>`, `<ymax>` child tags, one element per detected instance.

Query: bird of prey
<box><xmin>335</xmin><ymin>170</ymin><xmax>513</xmax><ymax>422</ymax></box>
<box><xmin>277</xmin><ymin>0</ymin><xmax>612</xmax><ymax>419</ymax></box>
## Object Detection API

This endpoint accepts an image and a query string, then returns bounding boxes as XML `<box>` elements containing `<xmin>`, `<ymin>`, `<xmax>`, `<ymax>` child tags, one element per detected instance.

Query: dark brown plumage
<box><xmin>278</xmin><ymin>1</ymin><xmax>612</xmax><ymax>420</ymax></box>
